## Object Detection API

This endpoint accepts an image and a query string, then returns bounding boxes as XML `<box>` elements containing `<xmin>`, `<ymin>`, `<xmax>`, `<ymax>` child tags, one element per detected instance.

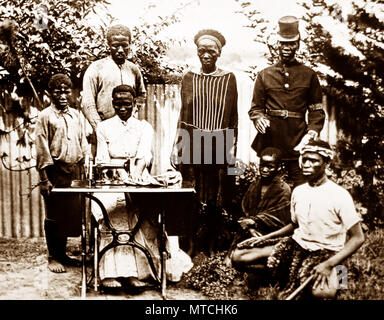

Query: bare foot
<box><xmin>101</xmin><ymin>278</ymin><xmax>122</xmax><ymax>288</ymax></box>
<box><xmin>48</xmin><ymin>258</ymin><xmax>66</xmax><ymax>273</ymax></box>
<box><xmin>127</xmin><ymin>277</ymin><xmax>147</xmax><ymax>288</ymax></box>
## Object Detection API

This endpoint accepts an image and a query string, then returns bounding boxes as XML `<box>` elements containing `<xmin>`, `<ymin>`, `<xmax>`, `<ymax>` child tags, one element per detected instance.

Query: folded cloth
<box><xmin>166</xmin><ymin>236</ymin><xmax>193</xmax><ymax>282</ymax></box>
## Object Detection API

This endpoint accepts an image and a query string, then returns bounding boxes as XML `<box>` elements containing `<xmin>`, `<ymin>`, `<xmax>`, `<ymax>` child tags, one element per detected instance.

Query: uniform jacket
<box><xmin>248</xmin><ymin>60</ymin><xmax>325</xmax><ymax>160</ymax></box>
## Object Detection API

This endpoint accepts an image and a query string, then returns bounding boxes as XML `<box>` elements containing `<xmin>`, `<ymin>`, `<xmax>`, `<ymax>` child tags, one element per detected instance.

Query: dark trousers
<box><xmin>44</xmin><ymin>162</ymin><xmax>82</xmax><ymax>237</ymax></box>
<box><xmin>44</xmin><ymin>219</ymin><xmax>68</xmax><ymax>260</ymax></box>
<box><xmin>43</xmin><ymin>162</ymin><xmax>83</xmax><ymax>260</ymax></box>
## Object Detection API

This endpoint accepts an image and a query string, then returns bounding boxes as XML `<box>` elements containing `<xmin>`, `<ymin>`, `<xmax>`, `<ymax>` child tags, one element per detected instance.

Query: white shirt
<box><xmin>291</xmin><ymin>179</ymin><xmax>362</xmax><ymax>252</ymax></box>
<box><xmin>91</xmin><ymin>116</ymin><xmax>153</xmax><ymax>222</ymax></box>
<box><xmin>96</xmin><ymin>115</ymin><xmax>153</xmax><ymax>166</ymax></box>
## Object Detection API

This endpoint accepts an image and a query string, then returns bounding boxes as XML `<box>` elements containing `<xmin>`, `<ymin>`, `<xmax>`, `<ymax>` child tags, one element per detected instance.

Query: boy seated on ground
<box><xmin>232</xmin><ymin>139</ymin><xmax>365</xmax><ymax>299</ymax></box>
<box><xmin>225</xmin><ymin>147</ymin><xmax>291</xmax><ymax>266</ymax></box>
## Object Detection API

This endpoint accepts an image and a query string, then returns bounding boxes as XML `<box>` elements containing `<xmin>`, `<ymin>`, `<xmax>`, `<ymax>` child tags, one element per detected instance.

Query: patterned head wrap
<box><xmin>299</xmin><ymin>142</ymin><xmax>334</xmax><ymax>160</ymax></box>
<box><xmin>194</xmin><ymin>29</ymin><xmax>226</xmax><ymax>51</ymax></box>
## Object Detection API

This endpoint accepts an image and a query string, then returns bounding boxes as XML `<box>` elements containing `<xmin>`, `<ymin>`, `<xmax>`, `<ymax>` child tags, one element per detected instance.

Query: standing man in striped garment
<box><xmin>173</xmin><ymin>29</ymin><xmax>238</xmax><ymax>256</ymax></box>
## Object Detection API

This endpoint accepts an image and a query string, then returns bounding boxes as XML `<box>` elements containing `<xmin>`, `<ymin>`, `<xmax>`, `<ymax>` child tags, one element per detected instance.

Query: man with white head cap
<box><xmin>249</xmin><ymin>16</ymin><xmax>326</xmax><ymax>187</ymax></box>
<box><xmin>232</xmin><ymin>139</ymin><xmax>365</xmax><ymax>300</ymax></box>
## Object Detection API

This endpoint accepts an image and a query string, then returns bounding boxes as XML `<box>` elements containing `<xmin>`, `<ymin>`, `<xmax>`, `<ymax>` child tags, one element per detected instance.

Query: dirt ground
<box><xmin>0</xmin><ymin>237</ymin><xmax>210</xmax><ymax>300</ymax></box>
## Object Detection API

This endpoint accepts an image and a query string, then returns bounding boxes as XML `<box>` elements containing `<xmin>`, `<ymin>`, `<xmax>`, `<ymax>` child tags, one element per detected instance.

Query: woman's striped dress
<box><xmin>175</xmin><ymin>69</ymin><xmax>238</xmax><ymax>238</ymax></box>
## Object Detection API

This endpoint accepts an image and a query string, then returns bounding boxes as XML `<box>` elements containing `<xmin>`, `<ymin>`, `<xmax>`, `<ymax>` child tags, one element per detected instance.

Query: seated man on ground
<box><xmin>232</xmin><ymin>139</ymin><xmax>365</xmax><ymax>299</ymax></box>
<box><xmin>225</xmin><ymin>147</ymin><xmax>291</xmax><ymax>266</ymax></box>
<box><xmin>92</xmin><ymin>84</ymin><xmax>192</xmax><ymax>290</ymax></box>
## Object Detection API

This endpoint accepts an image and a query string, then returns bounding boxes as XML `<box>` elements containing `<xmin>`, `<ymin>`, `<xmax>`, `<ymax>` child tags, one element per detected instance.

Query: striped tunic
<box><xmin>179</xmin><ymin>70</ymin><xmax>238</xmax><ymax>131</ymax></box>
<box><xmin>176</xmin><ymin>69</ymin><xmax>238</xmax><ymax>208</ymax></box>
<box><xmin>177</xmin><ymin>69</ymin><xmax>238</xmax><ymax>167</ymax></box>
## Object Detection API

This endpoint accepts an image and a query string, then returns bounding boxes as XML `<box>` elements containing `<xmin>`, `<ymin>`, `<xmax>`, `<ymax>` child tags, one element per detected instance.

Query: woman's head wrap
<box><xmin>194</xmin><ymin>29</ymin><xmax>226</xmax><ymax>51</ymax></box>
<box><xmin>299</xmin><ymin>139</ymin><xmax>334</xmax><ymax>160</ymax></box>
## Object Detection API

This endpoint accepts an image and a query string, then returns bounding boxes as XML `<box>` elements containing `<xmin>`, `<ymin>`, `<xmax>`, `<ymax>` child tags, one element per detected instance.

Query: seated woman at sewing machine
<box><xmin>92</xmin><ymin>84</ymin><xmax>192</xmax><ymax>289</ymax></box>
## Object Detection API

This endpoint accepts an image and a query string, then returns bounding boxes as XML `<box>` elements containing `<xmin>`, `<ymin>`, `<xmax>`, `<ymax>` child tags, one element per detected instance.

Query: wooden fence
<box><xmin>0</xmin><ymin>82</ymin><xmax>336</xmax><ymax>238</ymax></box>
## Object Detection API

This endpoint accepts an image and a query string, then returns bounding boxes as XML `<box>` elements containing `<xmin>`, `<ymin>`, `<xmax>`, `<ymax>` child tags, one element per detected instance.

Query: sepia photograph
<box><xmin>0</xmin><ymin>0</ymin><xmax>383</xmax><ymax>307</ymax></box>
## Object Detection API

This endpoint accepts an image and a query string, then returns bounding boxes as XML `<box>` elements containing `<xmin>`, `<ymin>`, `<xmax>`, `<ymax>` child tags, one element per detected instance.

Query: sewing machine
<box><xmin>76</xmin><ymin>157</ymin><xmax>176</xmax><ymax>188</ymax></box>
<box><xmin>52</xmin><ymin>157</ymin><xmax>195</xmax><ymax>299</ymax></box>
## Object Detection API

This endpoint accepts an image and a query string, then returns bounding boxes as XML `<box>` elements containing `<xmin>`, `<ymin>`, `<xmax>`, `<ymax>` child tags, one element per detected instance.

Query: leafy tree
<box><xmin>236</xmin><ymin>0</ymin><xmax>384</xmax><ymax>226</ymax></box>
<box><xmin>130</xmin><ymin>1</ymin><xmax>192</xmax><ymax>84</ymax></box>
<box><xmin>0</xmin><ymin>0</ymin><xmax>190</xmax><ymax>169</ymax></box>
<box><xmin>301</xmin><ymin>0</ymin><xmax>384</xmax><ymax>226</ymax></box>
<box><xmin>0</xmin><ymin>0</ymin><xmax>188</xmax><ymax>105</ymax></box>
<box><xmin>0</xmin><ymin>0</ymin><xmax>114</xmax><ymax>154</ymax></box>
<box><xmin>0</xmin><ymin>0</ymin><xmax>113</xmax><ymax>98</ymax></box>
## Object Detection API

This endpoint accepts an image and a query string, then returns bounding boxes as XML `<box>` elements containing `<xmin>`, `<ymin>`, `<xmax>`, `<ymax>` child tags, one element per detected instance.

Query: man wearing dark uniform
<box><xmin>249</xmin><ymin>16</ymin><xmax>325</xmax><ymax>187</ymax></box>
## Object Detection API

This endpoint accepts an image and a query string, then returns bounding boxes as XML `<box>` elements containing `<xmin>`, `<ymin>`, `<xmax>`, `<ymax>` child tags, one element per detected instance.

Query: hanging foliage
<box><xmin>0</xmin><ymin>0</ymin><xmax>193</xmax><ymax>171</ymax></box>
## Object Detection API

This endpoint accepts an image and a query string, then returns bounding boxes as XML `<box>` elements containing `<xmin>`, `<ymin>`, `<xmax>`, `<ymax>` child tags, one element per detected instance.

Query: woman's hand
<box><xmin>134</xmin><ymin>158</ymin><xmax>146</xmax><ymax>175</ymax></box>
<box><xmin>165</xmin><ymin>170</ymin><xmax>182</xmax><ymax>185</ymax></box>
<box><xmin>129</xmin><ymin>158</ymin><xmax>147</xmax><ymax>182</ymax></box>
<box><xmin>155</xmin><ymin>170</ymin><xmax>183</xmax><ymax>186</ymax></box>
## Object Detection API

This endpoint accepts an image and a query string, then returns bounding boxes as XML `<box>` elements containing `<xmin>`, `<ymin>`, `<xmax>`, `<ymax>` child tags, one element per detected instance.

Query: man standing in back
<box><xmin>249</xmin><ymin>16</ymin><xmax>325</xmax><ymax>187</ymax></box>
<box><xmin>81</xmin><ymin>24</ymin><xmax>146</xmax><ymax>133</ymax></box>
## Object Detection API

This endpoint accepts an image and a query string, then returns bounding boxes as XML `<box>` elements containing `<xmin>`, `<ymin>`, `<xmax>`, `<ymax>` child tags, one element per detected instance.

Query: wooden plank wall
<box><xmin>0</xmin><ymin>83</ymin><xmax>334</xmax><ymax>238</ymax></box>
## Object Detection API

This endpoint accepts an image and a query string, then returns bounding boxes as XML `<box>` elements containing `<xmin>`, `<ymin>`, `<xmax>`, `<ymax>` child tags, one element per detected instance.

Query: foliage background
<box><xmin>1</xmin><ymin>0</ymin><xmax>383</xmax><ymax>227</ymax></box>
<box><xmin>0</xmin><ymin>0</ymin><xmax>185</xmax><ymax>104</ymax></box>
<box><xmin>0</xmin><ymin>0</ymin><xmax>187</xmax><ymax>159</ymax></box>
<box><xmin>236</xmin><ymin>0</ymin><xmax>384</xmax><ymax>227</ymax></box>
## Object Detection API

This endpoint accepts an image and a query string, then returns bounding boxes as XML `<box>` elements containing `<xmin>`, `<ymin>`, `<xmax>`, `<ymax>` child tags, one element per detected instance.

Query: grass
<box><xmin>0</xmin><ymin>228</ymin><xmax>383</xmax><ymax>300</ymax></box>
<box><xmin>183</xmin><ymin>228</ymin><xmax>384</xmax><ymax>300</ymax></box>
<box><xmin>338</xmin><ymin>228</ymin><xmax>384</xmax><ymax>300</ymax></box>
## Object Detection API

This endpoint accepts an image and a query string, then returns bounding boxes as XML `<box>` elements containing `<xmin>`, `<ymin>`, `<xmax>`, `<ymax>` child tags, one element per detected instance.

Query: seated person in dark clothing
<box><xmin>225</xmin><ymin>147</ymin><xmax>291</xmax><ymax>266</ymax></box>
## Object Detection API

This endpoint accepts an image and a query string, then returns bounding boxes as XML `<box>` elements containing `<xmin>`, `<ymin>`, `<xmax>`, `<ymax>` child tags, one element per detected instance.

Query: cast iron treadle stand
<box><xmin>84</xmin><ymin>193</ymin><xmax>162</xmax><ymax>293</ymax></box>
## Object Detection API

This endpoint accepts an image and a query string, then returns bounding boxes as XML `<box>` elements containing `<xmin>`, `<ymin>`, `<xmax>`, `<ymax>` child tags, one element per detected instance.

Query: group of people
<box><xmin>35</xmin><ymin>15</ymin><xmax>365</xmax><ymax>299</ymax></box>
